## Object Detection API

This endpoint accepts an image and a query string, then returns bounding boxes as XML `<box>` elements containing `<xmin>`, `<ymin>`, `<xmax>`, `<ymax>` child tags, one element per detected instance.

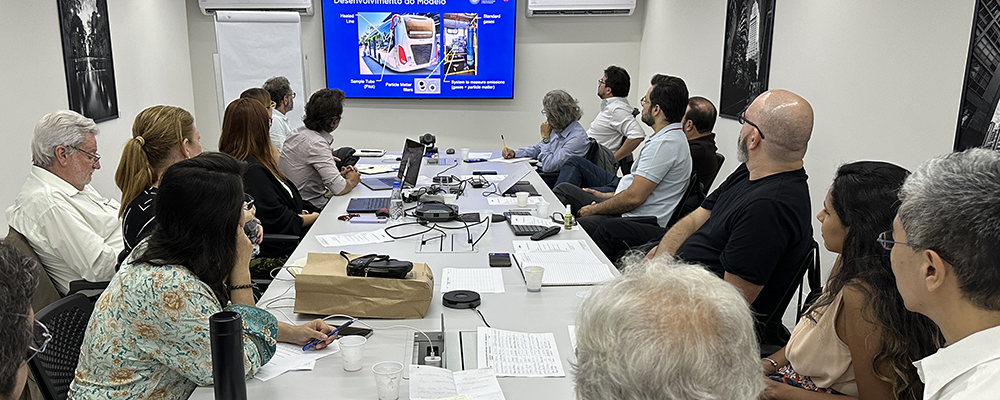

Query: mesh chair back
<box><xmin>28</xmin><ymin>293</ymin><xmax>93</xmax><ymax>400</ymax></box>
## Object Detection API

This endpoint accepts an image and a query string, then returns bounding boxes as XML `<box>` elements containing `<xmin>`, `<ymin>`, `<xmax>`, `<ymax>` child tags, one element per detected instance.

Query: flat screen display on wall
<box><xmin>322</xmin><ymin>0</ymin><xmax>516</xmax><ymax>99</ymax></box>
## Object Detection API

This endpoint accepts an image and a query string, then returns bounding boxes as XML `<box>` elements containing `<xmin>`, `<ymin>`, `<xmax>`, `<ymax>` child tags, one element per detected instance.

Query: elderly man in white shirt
<box><xmin>886</xmin><ymin>148</ymin><xmax>1000</xmax><ymax>400</ymax></box>
<box><xmin>6</xmin><ymin>110</ymin><xmax>122</xmax><ymax>294</ymax></box>
<box><xmin>588</xmin><ymin>65</ymin><xmax>645</xmax><ymax>163</ymax></box>
<box><xmin>264</xmin><ymin>76</ymin><xmax>295</xmax><ymax>149</ymax></box>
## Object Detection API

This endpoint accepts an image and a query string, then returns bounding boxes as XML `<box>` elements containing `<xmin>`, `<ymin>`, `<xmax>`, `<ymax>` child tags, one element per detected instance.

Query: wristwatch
<box><xmin>541</xmin><ymin>137</ymin><xmax>551</xmax><ymax>144</ymax></box>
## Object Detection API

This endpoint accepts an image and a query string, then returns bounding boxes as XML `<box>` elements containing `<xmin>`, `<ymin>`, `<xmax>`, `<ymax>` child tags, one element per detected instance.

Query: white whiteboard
<box><xmin>215</xmin><ymin>11</ymin><xmax>305</xmax><ymax>129</ymax></box>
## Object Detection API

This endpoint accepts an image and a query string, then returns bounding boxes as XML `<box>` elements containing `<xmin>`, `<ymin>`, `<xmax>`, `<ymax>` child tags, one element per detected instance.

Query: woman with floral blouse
<box><xmin>69</xmin><ymin>152</ymin><xmax>336</xmax><ymax>400</ymax></box>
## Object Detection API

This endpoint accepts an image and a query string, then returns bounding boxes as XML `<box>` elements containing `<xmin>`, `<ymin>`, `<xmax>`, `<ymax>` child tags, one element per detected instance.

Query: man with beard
<box><xmin>645</xmin><ymin>89</ymin><xmax>814</xmax><ymax>348</ymax></box>
<box><xmin>264</xmin><ymin>76</ymin><xmax>295</xmax><ymax>149</ymax></box>
<box><xmin>552</xmin><ymin>74</ymin><xmax>692</xmax><ymax>237</ymax></box>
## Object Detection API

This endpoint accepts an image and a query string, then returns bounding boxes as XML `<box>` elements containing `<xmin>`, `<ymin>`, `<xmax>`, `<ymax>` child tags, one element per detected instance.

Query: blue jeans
<box><xmin>554</xmin><ymin>156</ymin><xmax>620</xmax><ymax>193</ymax></box>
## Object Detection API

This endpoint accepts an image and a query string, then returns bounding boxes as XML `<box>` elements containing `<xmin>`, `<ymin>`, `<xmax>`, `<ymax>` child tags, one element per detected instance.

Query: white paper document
<box><xmin>254</xmin><ymin>342</ymin><xmax>338</xmax><ymax>382</ymax></box>
<box><xmin>315</xmin><ymin>229</ymin><xmax>393</xmax><ymax>247</ymax></box>
<box><xmin>356</xmin><ymin>164</ymin><xmax>396</xmax><ymax>174</ymax></box>
<box><xmin>512</xmin><ymin>240</ymin><xmax>590</xmax><ymax>253</ymax></box>
<box><xmin>459</xmin><ymin>174</ymin><xmax>508</xmax><ymax>182</ymax></box>
<box><xmin>409</xmin><ymin>365</ymin><xmax>506</xmax><ymax>400</ymax></box>
<box><xmin>489</xmin><ymin>157</ymin><xmax>533</xmax><ymax>164</ymax></box>
<box><xmin>476</xmin><ymin>327</ymin><xmax>565</xmax><ymax>377</ymax></box>
<box><xmin>511</xmin><ymin>240</ymin><xmax>614</xmax><ymax>286</ymax></box>
<box><xmin>467</xmin><ymin>152</ymin><xmax>494</xmax><ymax>159</ymax></box>
<box><xmin>441</xmin><ymin>268</ymin><xmax>505</xmax><ymax>293</ymax></box>
<box><xmin>567</xmin><ymin>325</ymin><xmax>577</xmax><ymax>352</ymax></box>
<box><xmin>486</xmin><ymin>197</ymin><xmax>543</xmax><ymax>206</ymax></box>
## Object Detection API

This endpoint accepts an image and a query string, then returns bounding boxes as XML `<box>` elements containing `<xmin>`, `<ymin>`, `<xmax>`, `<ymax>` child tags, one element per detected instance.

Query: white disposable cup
<box><xmin>535</xmin><ymin>202</ymin><xmax>549</xmax><ymax>218</ymax></box>
<box><xmin>516</xmin><ymin>191</ymin><xmax>529</xmax><ymax>208</ymax></box>
<box><xmin>480</xmin><ymin>209</ymin><xmax>494</xmax><ymax>222</ymax></box>
<box><xmin>460</xmin><ymin>148</ymin><xmax>470</xmax><ymax>160</ymax></box>
<box><xmin>524</xmin><ymin>265</ymin><xmax>545</xmax><ymax>292</ymax></box>
<box><xmin>339</xmin><ymin>336</ymin><xmax>367</xmax><ymax>372</ymax></box>
<box><xmin>372</xmin><ymin>361</ymin><xmax>404</xmax><ymax>400</ymax></box>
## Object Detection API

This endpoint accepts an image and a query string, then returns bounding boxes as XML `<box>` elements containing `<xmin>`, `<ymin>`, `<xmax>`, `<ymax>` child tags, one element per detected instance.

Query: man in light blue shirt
<box><xmin>554</xmin><ymin>75</ymin><xmax>692</xmax><ymax>237</ymax></box>
<box><xmin>502</xmin><ymin>90</ymin><xmax>590</xmax><ymax>179</ymax></box>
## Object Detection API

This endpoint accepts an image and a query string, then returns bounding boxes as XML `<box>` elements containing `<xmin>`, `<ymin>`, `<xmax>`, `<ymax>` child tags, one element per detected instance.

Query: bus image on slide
<box><xmin>359</xmin><ymin>13</ymin><xmax>438</xmax><ymax>74</ymax></box>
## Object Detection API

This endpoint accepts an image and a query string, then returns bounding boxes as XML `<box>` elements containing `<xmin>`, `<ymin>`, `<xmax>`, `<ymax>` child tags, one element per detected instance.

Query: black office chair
<box><xmin>666</xmin><ymin>171</ymin><xmax>701</xmax><ymax>228</ymax></box>
<box><xmin>759</xmin><ymin>240</ymin><xmax>820</xmax><ymax>357</ymax></box>
<box><xmin>28</xmin><ymin>293</ymin><xmax>93</xmax><ymax>400</ymax></box>
<box><xmin>715</xmin><ymin>152</ymin><xmax>726</xmax><ymax>176</ymax></box>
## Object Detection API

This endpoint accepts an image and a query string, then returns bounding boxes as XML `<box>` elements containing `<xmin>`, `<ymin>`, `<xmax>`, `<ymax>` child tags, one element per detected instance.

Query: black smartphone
<box><xmin>489</xmin><ymin>253</ymin><xmax>512</xmax><ymax>267</ymax></box>
<box><xmin>338</xmin><ymin>325</ymin><xmax>374</xmax><ymax>338</ymax></box>
<box><xmin>473</xmin><ymin>170</ymin><xmax>498</xmax><ymax>175</ymax></box>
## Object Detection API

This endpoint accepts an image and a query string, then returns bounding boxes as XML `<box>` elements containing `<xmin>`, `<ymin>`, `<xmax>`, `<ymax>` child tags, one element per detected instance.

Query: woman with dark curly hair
<box><xmin>761</xmin><ymin>161</ymin><xmax>943</xmax><ymax>400</ymax></box>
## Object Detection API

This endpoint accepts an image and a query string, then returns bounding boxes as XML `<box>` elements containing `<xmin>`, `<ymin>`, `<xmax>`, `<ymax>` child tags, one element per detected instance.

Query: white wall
<box><xmin>641</xmin><ymin>0</ymin><xmax>974</xmax><ymax>325</ymax></box>
<box><xmin>0</xmin><ymin>0</ymin><xmax>196</xmax><ymax>229</ymax></box>
<box><xmin>185</xmin><ymin>0</ymin><xmax>649</xmax><ymax>154</ymax></box>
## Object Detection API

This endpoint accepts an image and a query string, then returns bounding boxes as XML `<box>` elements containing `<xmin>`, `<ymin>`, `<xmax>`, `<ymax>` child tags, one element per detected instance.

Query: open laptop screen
<box><xmin>398</xmin><ymin>138</ymin><xmax>424</xmax><ymax>188</ymax></box>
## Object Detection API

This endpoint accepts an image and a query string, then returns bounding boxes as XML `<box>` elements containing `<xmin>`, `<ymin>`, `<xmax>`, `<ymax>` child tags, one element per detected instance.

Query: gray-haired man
<box><xmin>6</xmin><ymin>110</ymin><xmax>122</xmax><ymax>294</ymax></box>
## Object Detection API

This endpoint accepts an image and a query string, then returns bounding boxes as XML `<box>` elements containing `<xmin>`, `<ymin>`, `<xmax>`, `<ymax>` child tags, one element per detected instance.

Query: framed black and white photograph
<box><xmin>719</xmin><ymin>0</ymin><xmax>776</xmax><ymax>119</ymax></box>
<box><xmin>57</xmin><ymin>0</ymin><xmax>119</xmax><ymax>122</ymax></box>
<box><xmin>955</xmin><ymin>0</ymin><xmax>1000</xmax><ymax>151</ymax></box>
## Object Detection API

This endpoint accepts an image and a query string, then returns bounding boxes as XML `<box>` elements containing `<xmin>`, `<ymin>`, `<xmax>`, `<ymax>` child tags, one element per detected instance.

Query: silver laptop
<box><xmin>360</xmin><ymin>139</ymin><xmax>424</xmax><ymax>191</ymax></box>
<box><xmin>495</xmin><ymin>162</ymin><xmax>534</xmax><ymax>194</ymax></box>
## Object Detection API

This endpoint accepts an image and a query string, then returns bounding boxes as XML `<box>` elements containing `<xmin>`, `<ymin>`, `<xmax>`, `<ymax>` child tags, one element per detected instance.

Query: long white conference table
<box><xmin>191</xmin><ymin>153</ymin><xmax>618</xmax><ymax>400</ymax></box>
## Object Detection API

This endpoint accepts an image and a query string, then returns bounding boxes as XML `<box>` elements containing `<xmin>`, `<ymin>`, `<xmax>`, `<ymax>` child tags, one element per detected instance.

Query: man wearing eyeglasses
<box><xmin>264</xmin><ymin>76</ymin><xmax>296</xmax><ymax>150</ymax></box>
<box><xmin>6</xmin><ymin>110</ymin><xmax>123</xmax><ymax>295</ymax></box>
<box><xmin>0</xmin><ymin>242</ymin><xmax>41</xmax><ymax>400</ymax></box>
<box><xmin>647</xmin><ymin>89</ymin><xmax>814</xmax><ymax>348</ymax></box>
<box><xmin>588</xmin><ymin>66</ymin><xmax>645</xmax><ymax>166</ymax></box>
<box><xmin>887</xmin><ymin>148</ymin><xmax>1000</xmax><ymax>400</ymax></box>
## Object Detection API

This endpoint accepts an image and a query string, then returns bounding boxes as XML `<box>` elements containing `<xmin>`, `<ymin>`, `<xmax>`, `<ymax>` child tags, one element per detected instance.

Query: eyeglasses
<box><xmin>289</xmin><ymin>91</ymin><xmax>296</xmax><ymax>99</ymax></box>
<box><xmin>243</xmin><ymin>193</ymin><xmax>255</xmax><ymax>211</ymax></box>
<box><xmin>26</xmin><ymin>320</ymin><xmax>50</xmax><ymax>363</ymax></box>
<box><xmin>640</xmin><ymin>97</ymin><xmax>648</xmax><ymax>107</ymax></box>
<box><xmin>69</xmin><ymin>146</ymin><xmax>101</xmax><ymax>166</ymax></box>
<box><xmin>877</xmin><ymin>230</ymin><xmax>957</xmax><ymax>266</ymax></box>
<box><xmin>270</xmin><ymin>101</ymin><xmax>276</xmax><ymax>109</ymax></box>
<box><xmin>540</xmin><ymin>109</ymin><xmax>547</xmax><ymax>116</ymax></box>
<box><xmin>597</xmin><ymin>79</ymin><xmax>606</xmax><ymax>86</ymax></box>
<box><xmin>737</xmin><ymin>109</ymin><xmax>765</xmax><ymax>139</ymax></box>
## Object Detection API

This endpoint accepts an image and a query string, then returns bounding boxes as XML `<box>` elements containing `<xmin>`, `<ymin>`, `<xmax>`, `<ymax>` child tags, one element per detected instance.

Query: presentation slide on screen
<box><xmin>322</xmin><ymin>0</ymin><xmax>516</xmax><ymax>99</ymax></box>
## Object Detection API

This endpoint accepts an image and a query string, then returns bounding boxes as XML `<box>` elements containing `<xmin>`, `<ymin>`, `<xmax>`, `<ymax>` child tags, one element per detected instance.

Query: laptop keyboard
<box><xmin>504</xmin><ymin>211</ymin><xmax>548</xmax><ymax>236</ymax></box>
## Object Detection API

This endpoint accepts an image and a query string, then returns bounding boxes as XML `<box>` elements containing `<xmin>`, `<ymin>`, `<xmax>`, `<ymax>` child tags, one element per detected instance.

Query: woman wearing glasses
<box><xmin>115</xmin><ymin>105</ymin><xmax>207</xmax><ymax>264</ymax></box>
<box><xmin>0</xmin><ymin>243</ymin><xmax>41</xmax><ymax>400</ymax></box>
<box><xmin>219</xmin><ymin>98</ymin><xmax>320</xmax><ymax>276</ymax></box>
<box><xmin>760</xmin><ymin>161</ymin><xmax>943</xmax><ymax>400</ymax></box>
<box><xmin>69</xmin><ymin>153</ymin><xmax>335</xmax><ymax>399</ymax></box>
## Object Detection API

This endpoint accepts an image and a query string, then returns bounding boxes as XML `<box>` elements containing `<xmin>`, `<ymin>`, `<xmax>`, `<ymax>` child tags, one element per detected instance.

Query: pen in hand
<box><xmin>302</xmin><ymin>319</ymin><xmax>355</xmax><ymax>351</ymax></box>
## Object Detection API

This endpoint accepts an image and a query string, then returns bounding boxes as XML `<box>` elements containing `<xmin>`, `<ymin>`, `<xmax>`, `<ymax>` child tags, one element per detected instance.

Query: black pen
<box><xmin>302</xmin><ymin>320</ymin><xmax>355</xmax><ymax>351</ymax></box>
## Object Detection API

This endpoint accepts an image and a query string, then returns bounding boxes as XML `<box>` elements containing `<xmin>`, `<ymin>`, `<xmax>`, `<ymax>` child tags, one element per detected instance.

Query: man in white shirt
<box><xmin>6</xmin><ymin>110</ymin><xmax>123</xmax><ymax>294</ymax></box>
<box><xmin>587</xmin><ymin>65</ymin><xmax>645</xmax><ymax>163</ymax></box>
<box><xmin>887</xmin><ymin>148</ymin><xmax>1000</xmax><ymax>400</ymax></box>
<box><xmin>264</xmin><ymin>76</ymin><xmax>295</xmax><ymax>149</ymax></box>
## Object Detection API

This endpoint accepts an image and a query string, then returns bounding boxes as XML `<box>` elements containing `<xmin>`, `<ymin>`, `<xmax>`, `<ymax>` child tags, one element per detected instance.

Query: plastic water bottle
<box><xmin>390</xmin><ymin>182</ymin><xmax>404</xmax><ymax>220</ymax></box>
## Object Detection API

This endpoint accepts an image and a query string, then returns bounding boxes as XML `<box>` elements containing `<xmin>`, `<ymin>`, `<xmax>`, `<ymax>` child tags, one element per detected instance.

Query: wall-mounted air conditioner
<box><xmin>526</xmin><ymin>0</ymin><xmax>636</xmax><ymax>17</ymax></box>
<box><xmin>200</xmin><ymin>0</ymin><xmax>313</xmax><ymax>16</ymax></box>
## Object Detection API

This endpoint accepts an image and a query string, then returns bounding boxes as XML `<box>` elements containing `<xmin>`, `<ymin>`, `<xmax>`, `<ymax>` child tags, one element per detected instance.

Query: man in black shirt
<box><xmin>648</xmin><ymin>89</ymin><xmax>814</xmax><ymax>346</ymax></box>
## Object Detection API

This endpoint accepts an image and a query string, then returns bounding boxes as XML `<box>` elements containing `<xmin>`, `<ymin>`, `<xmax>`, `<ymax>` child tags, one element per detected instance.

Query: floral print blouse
<box><xmin>68</xmin><ymin>244</ymin><xmax>278</xmax><ymax>400</ymax></box>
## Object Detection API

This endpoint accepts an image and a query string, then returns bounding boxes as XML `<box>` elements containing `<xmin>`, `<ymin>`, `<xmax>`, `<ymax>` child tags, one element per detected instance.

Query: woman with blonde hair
<box><xmin>219</xmin><ymin>98</ymin><xmax>319</xmax><ymax>275</ymax></box>
<box><xmin>115</xmin><ymin>105</ymin><xmax>203</xmax><ymax>262</ymax></box>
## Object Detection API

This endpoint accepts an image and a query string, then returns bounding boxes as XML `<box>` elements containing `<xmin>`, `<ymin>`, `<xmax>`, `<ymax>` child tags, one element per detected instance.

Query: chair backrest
<box><xmin>760</xmin><ymin>240</ymin><xmax>819</xmax><ymax>348</ymax></box>
<box><xmin>5</xmin><ymin>227</ymin><xmax>61</xmax><ymax>311</ymax></box>
<box><xmin>28</xmin><ymin>293</ymin><xmax>93</xmax><ymax>400</ymax></box>
<box><xmin>666</xmin><ymin>171</ymin><xmax>700</xmax><ymax>227</ymax></box>
<box><xmin>583</xmin><ymin>138</ymin><xmax>618</xmax><ymax>176</ymax></box>
<box><xmin>715</xmin><ymin>152</ymin><xmax>725</xmax><ymax>176</ymax></box>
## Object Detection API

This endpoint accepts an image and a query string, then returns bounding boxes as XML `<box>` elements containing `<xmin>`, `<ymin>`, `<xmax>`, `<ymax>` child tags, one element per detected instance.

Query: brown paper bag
<box><xmin>293</xmin><ymin>252</ymin><xmax>434</xmax><ymax>319</ymax></box>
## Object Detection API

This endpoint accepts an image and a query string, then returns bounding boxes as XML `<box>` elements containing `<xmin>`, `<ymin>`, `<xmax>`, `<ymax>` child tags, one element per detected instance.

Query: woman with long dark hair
<box><xmin>761</xmin><ymin>161</ymin><xmax>943</xmax><ymax>400</ymax></box>
<box><xmin>70</xmin><ymin>153</ymin><xmax>335</xmax><ymax>399</ymax></box>
<box><xmin>219</xmin><ymin>98</ymin><xmax>319</xmax><ymax>275</ymax></box>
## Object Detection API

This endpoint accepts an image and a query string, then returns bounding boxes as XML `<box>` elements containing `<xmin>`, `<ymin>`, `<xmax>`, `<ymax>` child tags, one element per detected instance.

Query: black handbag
<box><xmin>341</xmin><ymin>251</ymin><xmax>413</xmax><ymax>279</ymax></box>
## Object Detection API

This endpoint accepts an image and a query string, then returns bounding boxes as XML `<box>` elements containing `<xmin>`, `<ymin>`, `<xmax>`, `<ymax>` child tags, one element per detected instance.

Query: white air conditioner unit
<box><xmin>200</xmin><ymin>0</ymin><xmax>313</xmax><ymax>16</ymax></box>
<box><xmin>526</xmin><ymin>0</ymin><xmax>635</xmax><ymax>17</ymax></box>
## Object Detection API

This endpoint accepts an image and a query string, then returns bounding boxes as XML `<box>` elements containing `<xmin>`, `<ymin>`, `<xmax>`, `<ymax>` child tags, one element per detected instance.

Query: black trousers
<box><xmin>591</xmin><ymin>218</ymin><xmax>667</xmax><ymax>264</ymax></box>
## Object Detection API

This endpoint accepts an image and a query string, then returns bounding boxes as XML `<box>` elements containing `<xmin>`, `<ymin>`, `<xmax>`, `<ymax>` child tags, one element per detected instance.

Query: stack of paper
<box><xmin>441</xmin><ymin>268</ymin><xmax>505</xmax><ymax>293</ymax></box>
<box><xmin>409</xmin><ymin>365</ymin><xmax>506</xmax><ymax>400</ymax></box>
<box><xmin>254</xmin><ymin>342</ymin><xmax>339</xmax><ymax>382</ymax></box>
<box><xmin>315</xmin><ymin>229</ymin><xmax>393</xmax><ymax>247</ymax></box>
<box><xmin>476</xmin><ymin>327</ymin><xmax>565</xmax><ymax>377</ymax></box>
<box><xmin>486</xmin><ymin>197</ymin><xmax>544</xmax><ymax>206</ymax></box>
<box><xmin>511</xmin><ymin>240</ymin><xmax>614</xmax><ymax>286</ymax></box>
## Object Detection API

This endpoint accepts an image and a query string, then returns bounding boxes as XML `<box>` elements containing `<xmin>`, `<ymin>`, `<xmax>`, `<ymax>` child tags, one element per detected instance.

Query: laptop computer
<box><xmin>360</xmin><ymin>139</ymin><xmax>424</xmax><ymax>191</ymax></box>
<box><xmin>494</xmin><ymin>163</ymin><xmax>538</xmax><ymax>196</ymax></box>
